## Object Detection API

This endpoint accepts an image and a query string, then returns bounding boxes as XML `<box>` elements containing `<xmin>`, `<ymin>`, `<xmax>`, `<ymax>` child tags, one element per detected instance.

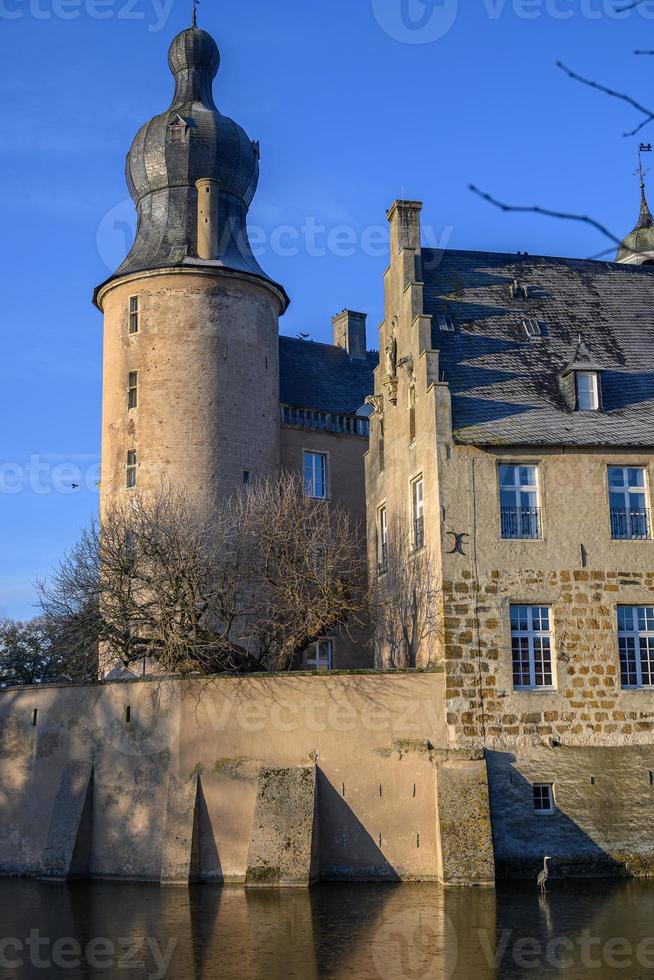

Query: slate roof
<box><xmin>279</xmin><ymin>336</ymin><xmax>378</xmax><ymax>415</ymax></box>
<box><xmin>421</xmin><ymin>248</ymin><xmax>654</xmax><ymax>447</ymax></box>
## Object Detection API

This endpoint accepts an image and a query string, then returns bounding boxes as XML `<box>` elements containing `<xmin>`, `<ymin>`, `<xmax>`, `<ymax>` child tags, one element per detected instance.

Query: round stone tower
<box><xmin>94</xmin><ymin>20</ymin><xmax>289</xmax><ymax>513</ymax></box>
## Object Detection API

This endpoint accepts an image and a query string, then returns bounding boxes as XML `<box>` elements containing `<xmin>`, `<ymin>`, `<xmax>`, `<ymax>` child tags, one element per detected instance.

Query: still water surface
<box><xmin>1</xmin><ymin>878</ymin><xmax>654</xmax><ymax>979</ymax></box>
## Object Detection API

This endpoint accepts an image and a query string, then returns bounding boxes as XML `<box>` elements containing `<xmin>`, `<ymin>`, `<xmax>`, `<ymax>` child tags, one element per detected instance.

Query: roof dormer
<box><xmin>560</xmin><ymin>337</ymin><xmax>605</xmax><ymax>412</ymax></box>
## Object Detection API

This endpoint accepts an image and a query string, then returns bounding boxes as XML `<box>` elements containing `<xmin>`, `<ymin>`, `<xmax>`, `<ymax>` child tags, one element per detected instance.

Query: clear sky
<box><xmin>1</xmin><ymin>0</ymin><xmax>652</xmax><ymax>619</ymax></box>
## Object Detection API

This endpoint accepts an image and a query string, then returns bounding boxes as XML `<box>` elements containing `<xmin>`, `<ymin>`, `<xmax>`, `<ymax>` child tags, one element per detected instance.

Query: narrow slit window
<box><xmin>408</xmin><ymin>386</ymin><xmax>416</xmax><ymax>445</ymax></box>
<box><xmin>128</xmin><ymin>371</ymin><xmax>138</xmax><ymax>410</ymax></box>
<box><xmin>377</xmin><ymin>505</ymin><xmax>388</xmax><ymax>575</ymax></box>
<box><xmin>126</xmin><ymin>450</ymin><xmax>138</xmax><ymax>489</ymax></box>
<box><xmin>32</xmin><ymin>709</ymin><xmax>38</xmax><ymax>727</ymax></box>
<box><xmin>411</xmin><ymin>476</ymin><xmax>424</xmax><ymax>550</ymax></box>
<box><xmin>129</xmin><ymin>296</ymin><xmax>139</xmax><ymax>334</ymax></box>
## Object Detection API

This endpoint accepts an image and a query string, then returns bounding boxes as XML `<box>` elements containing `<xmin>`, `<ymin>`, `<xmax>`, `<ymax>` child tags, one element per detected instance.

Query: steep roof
<box><xmin>279</xmin><ymin>336</ymin><xmax>377</xmax><ymax>415</ymax></box>
<box><xmin>422</xmin><ymin>248</ymin><xmax>654</xmax><ymax>447</ymax></box>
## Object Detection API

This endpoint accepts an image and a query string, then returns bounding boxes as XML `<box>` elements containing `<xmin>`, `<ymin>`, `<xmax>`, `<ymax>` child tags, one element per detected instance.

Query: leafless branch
<box><xmin>469</xmin><ymin>184</ymin><xmax>624</xmax><ymax>251</ymax></box>
<box><xmin>556</xmin><ymin>61</ymin><xmax>654</xmax><ymax>137</ymax></box>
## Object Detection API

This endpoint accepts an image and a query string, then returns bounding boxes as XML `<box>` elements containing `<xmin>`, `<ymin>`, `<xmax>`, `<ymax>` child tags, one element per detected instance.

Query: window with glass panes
<box><xmin>128</xmin><ymin>371</ymin><xmax>138</xmax><ymax>410</ymax></box>
<box><xmin>511</xmin><ymin>605</ymin><xmax>554</xmax><ymax>689</ymax></box>
<box><xmin>617</xmin><ymin>606</ymin><xmax>654</xmax><ymax>688</ymax></box>
<box><xmin>126</xmin><ymin>450</ymin><xmax>137</xmax><ymax>489</ymax></box>
<box><xmin>303</xmin><ymin>451</ymin><xmax>327</xmax><ymax>499</ymax></box>
<box><xmin>576</xmin><ymin>371</ymin><xmax>599</xmax><ymax>411</ymax></box>
<box><xmin>129</xmin><ymin>296</ymin><xmax>139</xmax><ymax>334</ymax></box>
<box><xmin>608</xmin><ymin>467</ymin><xmax>650</xmax><ymax>539</ymax></box>
<box><xmin>306</xmin><ymin>639</ymin><xmax>333</xmax><ymax>671</ymax></box>
<box><xmin>411</xmin><ymin>476</ymin><xmax>424</xmax><ymax>550</ymax></box>
<box><xmin>499</xmin><ymin>464</ymin><xmax>541</xmax><ymax>539</ymax></box>
<box><xmin>533</xmin><ymin>784</ymin><xmax>555</xmax><ymax>814</ymax></box>
<box><xmin>377</xmin><ymin>506</ymin><xmax>388</xmax><ymax>574</ymax></box>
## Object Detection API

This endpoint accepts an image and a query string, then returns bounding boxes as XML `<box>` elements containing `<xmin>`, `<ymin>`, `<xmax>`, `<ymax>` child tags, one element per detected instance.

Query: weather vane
<box><xmin>192</xmin><ymin>0</ymin><xmax>199</xmax><ymax>27</ymax></box>
<box><xmin>637</xmin><ymin>143</ymin><xmax>652</xmax><ymax>190</ymax></box>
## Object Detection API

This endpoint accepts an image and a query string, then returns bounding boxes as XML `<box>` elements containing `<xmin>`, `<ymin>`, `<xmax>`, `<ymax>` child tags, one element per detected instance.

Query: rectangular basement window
<box><xmin>533</xmin><ymin>783</ymin><xmax>555</xmax><ymax>814</ymax></box>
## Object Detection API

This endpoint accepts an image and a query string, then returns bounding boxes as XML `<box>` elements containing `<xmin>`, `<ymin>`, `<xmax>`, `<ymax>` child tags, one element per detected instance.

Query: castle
<box><xmin>3</xmin><ymin>19</ymin><xmax>651</xmax><ymax>884</ymax></box>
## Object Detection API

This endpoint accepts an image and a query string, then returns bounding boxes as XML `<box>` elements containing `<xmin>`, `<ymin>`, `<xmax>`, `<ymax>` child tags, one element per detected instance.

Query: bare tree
<box><xmin>38</xmin><ymin>476</ymin><xmax>365</xmax><ymax>677</ymax></box>
<box><xmin>369</xmin><ymin>521</ymin><xmax>442</xmax><ymax>670</ymax></box>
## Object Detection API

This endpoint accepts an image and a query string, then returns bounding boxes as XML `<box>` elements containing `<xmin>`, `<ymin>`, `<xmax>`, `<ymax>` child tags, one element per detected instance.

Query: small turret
<box><xmin>616</xmin><ymin>147</ymin><xmax>654</xmax><ymax>265</ymax></box>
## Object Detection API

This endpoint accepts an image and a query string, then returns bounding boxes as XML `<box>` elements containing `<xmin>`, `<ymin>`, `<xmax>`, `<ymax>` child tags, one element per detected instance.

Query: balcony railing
<box><xmin>281</xmin><ymin>405</ymin><xmax>370</xmax><ymax>438</ymax></box>
<box><xmin>501</xmin><ymin>507</ymin><xmax>541</xmax><ymax>540</ymax></box>
<box><xmin>414</xmin><ymin>516</ymin><xmax>425</xmax><ymax>551</ymax></box>
<box><xmin>611</xmin><ymin>509</ymin><xmax>651</xmax><ymax>540</ymax></box>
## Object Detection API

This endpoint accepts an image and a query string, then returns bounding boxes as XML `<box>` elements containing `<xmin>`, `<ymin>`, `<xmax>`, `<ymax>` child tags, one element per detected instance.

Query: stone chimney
<box><xmin>386</xmin><ymin>199</ymin><xmax>422</xmax><ymax>256</ymax></box>
<box><xmin>332</xmin><ymin>310</ymin><xmax>368</xmax><ymax>360</ymax></box>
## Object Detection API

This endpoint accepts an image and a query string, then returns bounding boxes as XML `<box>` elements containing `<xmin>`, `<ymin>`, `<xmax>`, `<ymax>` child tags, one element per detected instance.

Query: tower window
<box><xmin>128</xmin><ymin>371</ymin><xmax>138</xmax><ymax>410</ymax></box>
<box><xmin>378</xmin><ymin>418</ymin><xmax>385</xmax><ymax>473</ymax></box>
<box><xmin>129</xmin><ymin>296</ymin><xmax>139</xmax><ymax>334</ymax></box>
<box><xmin>575</xmin><ymin>371</ymin><xmax>599</xmax><ymax>411</ymax></box>
<box><xmin>126</xmin><ymin>451</ymin><xmax>137</xmax><ymax>489</ymax></box>
<box><xmin>306</xmin><ymin>639</ymin><xmax>333</xmax><ymax>671</ymax></box>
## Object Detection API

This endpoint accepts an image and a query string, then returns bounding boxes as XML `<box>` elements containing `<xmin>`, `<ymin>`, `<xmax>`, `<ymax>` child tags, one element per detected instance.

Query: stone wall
<box><xmin>444</xmin><ymin>567</ymin><xmax>654</xmax><ymax>748</ymax></box>
<box><xmin>0</xmin><ymin>672</ymin><xmax>461</xmax><ymax>884</ymax></box>
<box><xmin>488</xmin><ymin>745</ymin><xmax>654</xmax><ymax>878</ymax></box>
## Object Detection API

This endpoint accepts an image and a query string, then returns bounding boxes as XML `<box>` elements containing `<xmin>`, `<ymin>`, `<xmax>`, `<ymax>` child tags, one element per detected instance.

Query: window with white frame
<box><xmin>306</xmin><ymin>639</ymin><xmax>333</xmax><ymax>671</ymax></box>
<box><xmin>128</xmin><ymin>371</ymin><xmax>138</xmax><ymax>410</ymax></box>
<box><xmin>128</xmin><ymin>296</ymin><xmax>139</xmax><ymax>334</ymax></box>
<box><xmin>533</xmin><ymin>783</ymin><xmax>555</xmax><ymax>814</ymax></box>
<box><xmin>511</xmin><ymin>605</ymin><xmax>554</xmax><ymax>690</ymax></box>
<box><xmin>377</xmin><ymin>505</ymin><xmax>388</xmax><ymax>575</ymax></box>
<box><xmin>575</xmin><ymin>371</ymin><xmax>600</xmax><ymax>411</ymax></box>
<box><xmin>126</xmin><ymin>450</ymin><xmax>137</xmax><ymax>489</ymax></box>
<box><xmin>304</xmin><ymin>451</ymin><xmax>328</xmax><ymax>499</ymax></box>
<box><xmin>617</xmin><ymin>606</ymin><xmax>654</xmax><ymax>688</ymax></box>
<box><xmin>499</xmin><ymin>464</ymin><xmax>541</xmax><ymax>539</ymax></box>
<box><xmin>411</xmin><ymin>476</ymin><xmax>424</xmax><ymax>550</ymax></box>
<box><xmin>609</xmin><ymin>466</ymin><xmax>650</xmax><ymax>540</ymax></box>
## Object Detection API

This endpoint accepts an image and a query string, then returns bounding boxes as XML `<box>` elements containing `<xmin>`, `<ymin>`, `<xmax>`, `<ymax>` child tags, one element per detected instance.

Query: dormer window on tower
<box><xmin>168</xmin><ymin>114</ymin><xmax>189</xmax><ymax>144</ymax></box>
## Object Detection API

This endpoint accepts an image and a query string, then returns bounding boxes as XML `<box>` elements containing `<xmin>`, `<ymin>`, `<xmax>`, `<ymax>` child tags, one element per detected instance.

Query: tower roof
<box><xmin>616</xmin><ymin>180</ymin><xmax>654</xmax><ymax>263</ymax></box>
<box><xmin>94</xmin><ymin>22</ymin><xmax>288</xmax><ymax>308</ymax></box>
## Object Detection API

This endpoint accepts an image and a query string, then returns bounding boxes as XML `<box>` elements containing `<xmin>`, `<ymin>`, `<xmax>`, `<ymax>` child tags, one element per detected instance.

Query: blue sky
<box><xmin>1</xmin><ymin>0</ymin><xmax>652</xmax><ymax>618</ymax></box>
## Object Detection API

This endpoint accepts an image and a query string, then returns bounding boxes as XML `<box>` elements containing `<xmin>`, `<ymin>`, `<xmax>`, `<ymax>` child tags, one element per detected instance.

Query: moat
<box><xmin>1</xmin><ymin>878</ymin><xmax>654</xmax><ymax>978</ymax></box>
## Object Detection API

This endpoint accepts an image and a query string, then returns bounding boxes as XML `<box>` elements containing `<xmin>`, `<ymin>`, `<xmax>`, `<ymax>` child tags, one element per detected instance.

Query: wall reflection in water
<box><xmin>1</xmin><ymin>879</ymin><xmax>654</xmax><ymax>978</ymax></box>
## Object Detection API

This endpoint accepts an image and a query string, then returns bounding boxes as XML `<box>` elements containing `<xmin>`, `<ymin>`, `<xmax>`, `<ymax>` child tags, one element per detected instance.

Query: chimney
<box><xmin>386</xmin><ymin>199</ymin><xmax>422</xmax><ymax>256</ymax></box>
<box><xmin>332</xmin><ymin>310</ymin><xmax>368</xmax><ymax>360</ymax></box>
<box><xmin>195</xmin><ymin>178</ymin><xmax>220</xmax><ymax>260</ymax></box>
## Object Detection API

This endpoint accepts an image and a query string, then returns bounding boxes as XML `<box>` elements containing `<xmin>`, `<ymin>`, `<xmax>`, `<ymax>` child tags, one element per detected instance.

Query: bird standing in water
<box><xmin>537</xmin><ymin>856</ymin><xmax>551</xmax><ymax>893</ymax></box>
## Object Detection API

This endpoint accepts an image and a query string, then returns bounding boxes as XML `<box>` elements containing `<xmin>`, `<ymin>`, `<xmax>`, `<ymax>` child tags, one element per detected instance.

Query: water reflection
<box><xmin>0</xmin><ymin>878</ymin><xmax>654</xmax><ymax>978</ymax></box>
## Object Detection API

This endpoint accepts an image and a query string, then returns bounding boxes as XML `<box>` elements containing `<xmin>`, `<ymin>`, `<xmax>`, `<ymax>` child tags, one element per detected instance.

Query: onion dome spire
<box><xmin>94</xmin><ymin>22</ymin><xmax>288</xmax><ymax>308</ymax></box>
<box><xmin>617</xmin><ymin>145</ymin><xmax>654</xmax><ymax>265</ymax></box>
